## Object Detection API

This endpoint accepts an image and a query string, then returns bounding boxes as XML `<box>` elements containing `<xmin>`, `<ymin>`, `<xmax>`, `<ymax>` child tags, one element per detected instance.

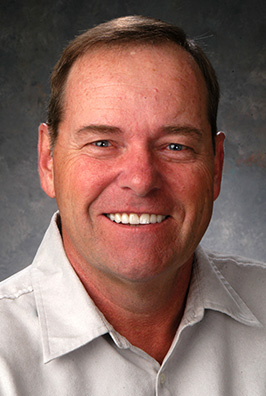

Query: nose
<box><xmin>117</xmin><ymin>145</ymin><xmax>163</xmax><ymax>197</ymax></box>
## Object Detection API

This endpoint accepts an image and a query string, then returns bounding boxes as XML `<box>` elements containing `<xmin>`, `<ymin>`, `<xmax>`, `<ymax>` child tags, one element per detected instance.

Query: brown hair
<box><xmin>47</xmin><ymin>15</ymin><xmax>219</xmax><ymax>149</ymax></box>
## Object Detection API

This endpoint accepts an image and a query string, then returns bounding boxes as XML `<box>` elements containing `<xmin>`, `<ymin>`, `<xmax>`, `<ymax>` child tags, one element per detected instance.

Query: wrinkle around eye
<box><xmin>160</xmin><ymin>143</ymin><xmax>197</xmax><ymax>162</ymax></box>
<box><xmin>79</xmin><ymin>139</ymin><xmax>121</xmax><ymax>159</ymax></box>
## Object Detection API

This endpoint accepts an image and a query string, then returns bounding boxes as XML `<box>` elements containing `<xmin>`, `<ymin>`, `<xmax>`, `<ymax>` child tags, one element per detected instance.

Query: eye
<box><xmin>93</xmin><ymin>140</ymin><xmax>111</xmax><ymax>147</ymax></box>
<box><xmin>168</xmin><ymin>143</ymin><xmax>185</xmax><ymax>151</ymax></box>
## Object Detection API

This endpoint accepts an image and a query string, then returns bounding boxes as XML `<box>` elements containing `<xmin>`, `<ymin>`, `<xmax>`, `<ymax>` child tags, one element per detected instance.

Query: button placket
<box><xmin>159</xmin><ymin>372</ymin><xmax>166</xmax><ymax>385</ymax></box>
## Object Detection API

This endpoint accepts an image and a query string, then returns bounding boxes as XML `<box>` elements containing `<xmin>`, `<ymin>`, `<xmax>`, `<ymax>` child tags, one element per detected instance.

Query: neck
<box><xmin>74</xmin><ymin>257</ymin><xmax>193</xmax><ymax>364</ymax></box>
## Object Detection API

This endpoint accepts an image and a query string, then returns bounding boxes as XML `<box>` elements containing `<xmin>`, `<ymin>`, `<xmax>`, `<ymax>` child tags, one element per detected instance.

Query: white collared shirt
<box><xmin>0</xmin><ymin>213</ymin><xmax>266</xmax><ymax>395</ymax></box>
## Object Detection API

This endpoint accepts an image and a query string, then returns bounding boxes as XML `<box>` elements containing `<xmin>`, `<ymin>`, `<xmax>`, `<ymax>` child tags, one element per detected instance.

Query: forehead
<box><xmin>62</xmin><ymin>43</ymin><xmax>209</xmax><ymax>130</ymax></box>
<box><xmin>66</xmin><ymin>42</ymin><xmax>206</xmax><ymax>94</ymax></box>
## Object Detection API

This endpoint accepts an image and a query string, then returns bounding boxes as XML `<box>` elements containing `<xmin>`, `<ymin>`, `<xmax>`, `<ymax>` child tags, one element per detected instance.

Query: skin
<box><xmin>39</xmin><ymin>43</ymin><xmax>224</xmax><ymax>363</ymax></box>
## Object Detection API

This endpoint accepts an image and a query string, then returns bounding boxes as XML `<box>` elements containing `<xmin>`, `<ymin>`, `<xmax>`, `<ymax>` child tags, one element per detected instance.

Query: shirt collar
<box><xmin>31</xmin><ymin>214</ymin><xmax>261</xmax><ymax>363</ymax></box>
<box><xmin>183</xmin><ymin>246</ymin><xmax>262</xmax><ymax>328</ymax></box>
<box><xmin>31</xmin><ymin>213</ymin><xmax>109</xmax><ymax>363</ymax></box>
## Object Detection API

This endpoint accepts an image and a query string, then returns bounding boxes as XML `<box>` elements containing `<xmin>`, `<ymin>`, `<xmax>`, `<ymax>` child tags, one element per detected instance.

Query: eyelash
<box><xmin>87</xmin><ymin>140</ymin><xmax>194</xmax><ymax>162</ymax></box>
<box><xmin>92</xmin><ymin>140</ymin><xmax>111</xmax><ymax>147</ymax></box>
<box><xmin>167</xmin><ymin>143</ymin><xmax>186</xmax><ymax>151</ymax></box>
<box><xmin>92</xmin><ymin>141</ymin><xmax>187</xmax><ymax>149</ymax></box>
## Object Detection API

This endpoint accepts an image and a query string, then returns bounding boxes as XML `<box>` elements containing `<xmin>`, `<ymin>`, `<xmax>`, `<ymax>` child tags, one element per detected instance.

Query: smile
<box><xmin>105</xmin><ymin>213</ymin><xmax>167</xmax><ymax>225</ymax></box>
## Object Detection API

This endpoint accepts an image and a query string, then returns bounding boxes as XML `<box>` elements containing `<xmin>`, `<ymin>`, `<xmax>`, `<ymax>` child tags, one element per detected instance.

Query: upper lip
<box><xmin>102</xmin><ymin>207</ymin><xmax>170</xmax><ymax>214</ymax></box>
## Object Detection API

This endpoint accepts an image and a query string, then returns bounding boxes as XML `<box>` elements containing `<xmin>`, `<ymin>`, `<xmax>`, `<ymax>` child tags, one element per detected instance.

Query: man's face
<box><xmin>39</xmin><ymin>44</ymin><xmax>224</xmax><ymax>283</ymax></box>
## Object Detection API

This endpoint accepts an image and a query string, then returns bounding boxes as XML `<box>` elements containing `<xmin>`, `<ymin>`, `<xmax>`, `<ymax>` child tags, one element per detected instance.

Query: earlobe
<box><xmin>38</xmin><ymin>123</ymin><xmax>55</xmax><ymax>198</ymax></box>
<box><xmin>213</xmin><ymin>131</ymin><xmax>225</xmax><ymax>201</ymax></box>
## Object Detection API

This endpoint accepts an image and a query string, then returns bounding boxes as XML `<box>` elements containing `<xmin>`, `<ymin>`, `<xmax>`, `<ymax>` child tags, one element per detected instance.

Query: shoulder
<box><xmin>0</xmin><ymin>265</ymin><xmax>33</xmax><ymax>300</ymax></box>
<box><xmin>0</xmin><ymin>265</ymin><xmax>37</xmax><ymax>320</ymax></box>
<box><xmin>0</xmin><ymin>267</ymin><xmax>43</xmax><ymax>394</ymax></box>
<box><xmin>205</xmin><ymin>249</ymin><xmax>266</xmax><ymax>284</ymax></box>
<box><xmin>203</xmin><ymin>249</ymin><xmax>266</xmax><ymax>324</ymax></box>
<box><xmin>0</xmin><ymin>266</ymin><xmax>39</xmax><ymax>354</ymax></box>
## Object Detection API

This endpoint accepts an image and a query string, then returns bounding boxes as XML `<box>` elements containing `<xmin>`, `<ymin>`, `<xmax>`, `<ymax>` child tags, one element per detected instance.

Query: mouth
<box><xmin>104</xmin><ymin>213</ymin><xmax>168</xmax><ymax>225</ymax></box>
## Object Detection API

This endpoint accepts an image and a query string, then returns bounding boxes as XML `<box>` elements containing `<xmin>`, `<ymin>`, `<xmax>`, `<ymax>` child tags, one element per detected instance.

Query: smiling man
<box><xmin>1</xmin><ymin>16</ymin><xmax>266</xmax><ymax>395</ymax></box>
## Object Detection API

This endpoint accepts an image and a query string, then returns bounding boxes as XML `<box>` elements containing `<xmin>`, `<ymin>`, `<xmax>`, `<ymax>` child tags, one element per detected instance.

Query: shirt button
<box><xmin>160</xmin><ymin>373</ymin><xmax>166</xmax><ymax>385</ymax></box>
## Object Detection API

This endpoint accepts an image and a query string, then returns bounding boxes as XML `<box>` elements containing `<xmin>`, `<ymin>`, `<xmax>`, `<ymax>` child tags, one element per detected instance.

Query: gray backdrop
<box><xmin>1</xmin><ymin>0</ymin><xmax>265</xmax><ymax>281</ymax></box>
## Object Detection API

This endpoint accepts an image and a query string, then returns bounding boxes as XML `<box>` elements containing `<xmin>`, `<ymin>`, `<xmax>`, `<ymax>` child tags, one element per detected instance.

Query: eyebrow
<box><xmin>75</xmin><ymin>124</ymin><xmax>204</xmax><ymax>140</ymax></box>
<box><xmin>160</xmin><ymin>125</ymin><xmax>203</xmax><ymax>139</ymax></box>
<box><xmin>76</xmin><ymin>124</ymin><xmax>122</xmax><ymax>136</ymax></box>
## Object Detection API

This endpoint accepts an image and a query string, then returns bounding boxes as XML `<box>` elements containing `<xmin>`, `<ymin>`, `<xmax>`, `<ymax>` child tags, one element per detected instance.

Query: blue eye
<box><xmin>168</xmin><ymin>143</ymin><xmax>184</xmax><ymax>151</ymax></box>
<box><xmin>93</xmin><ymin>140</ymin><xmax>110</xmax><ymax>147</ymax></box>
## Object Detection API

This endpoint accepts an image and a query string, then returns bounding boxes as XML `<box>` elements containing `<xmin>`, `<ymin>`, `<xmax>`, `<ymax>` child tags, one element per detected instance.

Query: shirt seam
<box><xmin>208</xmin><ymin>254</ymin><xmax>266</xmax><ymax>270</ymax></box>
<box><xmin>0</xmin><ymin>286</ymin><xmax>33</xmax><ymax>300</ymax></box>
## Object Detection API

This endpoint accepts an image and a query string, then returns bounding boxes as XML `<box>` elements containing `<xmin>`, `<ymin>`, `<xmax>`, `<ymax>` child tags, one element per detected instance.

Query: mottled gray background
<box><xmin>0</xmin><ymin>0</ymin><xmax>265</xmax><ymax>281</ymax></box>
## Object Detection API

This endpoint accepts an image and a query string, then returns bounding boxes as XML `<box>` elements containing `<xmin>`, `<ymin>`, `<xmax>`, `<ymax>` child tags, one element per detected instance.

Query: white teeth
<box><xmin>121</xmin><ymin>213</ymin><xmax>129</xmax><ymax>224</ymax></box>
<box><xmin>150</xmin><ymin>214</ymin><xmax>157</xmax><ymax>224</ymax></box>
<box><xmin>140</xmin><ymin>214</ymin><xmax>150</xmax><ymax>224</ymax></box>
<box><xmin>106</xmin><ymin>213</ymin><xmax>167</xmax><ymax>225</ymax></box>
<box><xmin>114</xmin><ymin>213</ymin><xmax>121</xmax><ymax>223</ymax></box>
<box><xmin>157</xmin><ymin>215</ymin><xmax>163</xmax><ymax>223</ymax></box>
<box><xmin>129</xmin><ymin>213</ymin><xmax>139</xmax><ymax>224</ymax></box>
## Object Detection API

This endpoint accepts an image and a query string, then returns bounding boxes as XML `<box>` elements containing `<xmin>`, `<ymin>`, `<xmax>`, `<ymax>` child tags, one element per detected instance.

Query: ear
<box><xmin>213</xmin><ymin>131</ymin><xmax>225</xmax><ymax>201</ymax></box>
<box><xmin>38</xmin><ymin>123</ymin><xmax>55</xmax><ymax>198</ymax></box>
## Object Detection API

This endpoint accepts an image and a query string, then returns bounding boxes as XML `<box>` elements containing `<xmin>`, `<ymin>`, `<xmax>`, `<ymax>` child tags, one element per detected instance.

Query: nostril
<box><xmin>117</xmin><ymin>161</ymin><xmax>162</xmax><ymax>196</ymax></box>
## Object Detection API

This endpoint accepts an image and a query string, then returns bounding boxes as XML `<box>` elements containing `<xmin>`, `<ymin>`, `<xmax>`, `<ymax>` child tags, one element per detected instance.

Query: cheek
<box><xmin>171</xmin><ymin>163</ymin><xmax>215</xmax><ymax>246</ymax></box>
<box><xmin>54</xmin><ymin>156</ymin><xmax>112</xmax><ymax>209</ymax></box>
<box><xmin>170</xmin><ymin>162</ymin><xmax>215</xmax><ymax>208</ymax></box>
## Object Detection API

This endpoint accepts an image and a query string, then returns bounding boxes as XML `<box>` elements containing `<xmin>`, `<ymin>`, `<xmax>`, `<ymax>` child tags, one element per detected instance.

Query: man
<box><xmin>0</xmin><ymin>16</ymin><xmax>265</xmax><ymax>395</ymax></box>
